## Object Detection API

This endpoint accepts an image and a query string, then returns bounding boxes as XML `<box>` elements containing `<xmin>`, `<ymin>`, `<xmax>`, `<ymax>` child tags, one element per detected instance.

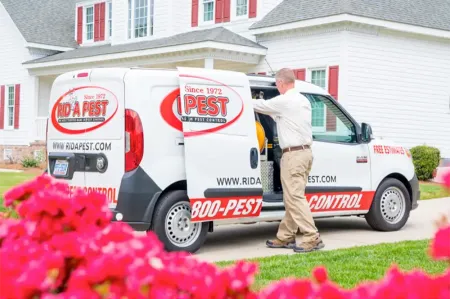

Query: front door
<box><xmin>301</xmin><ymin>93</ymin><xmax>373</xmax><ymax>215</ymax></box>
<box><xmin>177</xmin><ymin>67</ymin><xmax>264</xmax><ymax>223</ymax></box>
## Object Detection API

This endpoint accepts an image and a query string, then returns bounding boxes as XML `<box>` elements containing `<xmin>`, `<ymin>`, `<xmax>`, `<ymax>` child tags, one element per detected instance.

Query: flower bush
<box><xmin>0</xmin><ymin>174</ymin><xmax>449</xmax><ymax>299</ymax></box>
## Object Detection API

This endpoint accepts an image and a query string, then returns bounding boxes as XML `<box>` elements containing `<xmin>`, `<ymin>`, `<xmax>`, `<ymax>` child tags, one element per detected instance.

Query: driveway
<box><xmin>193</xmin><ymin>197</ymin><xmax>450</xmax><ymax>263</ymax></box>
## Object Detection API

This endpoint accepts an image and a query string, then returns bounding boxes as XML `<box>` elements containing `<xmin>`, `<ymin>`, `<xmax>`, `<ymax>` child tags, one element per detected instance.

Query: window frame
<box><xmin>107</xmin><ymin>1</ymin><xmax>112</xmax><ymax>39</ymax></box>
<box><xmin>233</xmin><ymin>0</ymin><xmax>249</xmax><ymax>20</ymax></box>
<box><xmin>302</xmin><ymin>92</ymin><xmax>361</xmax><ymax>145</ymax></box>
<box><xmin>76</xmin><ymin>1</ymin><xmax>112</xmax><ymax>44</ymax></box>
<box><xmin>199</xmin><ymin>0</ymin><xmax>215</xmax><ymax>25</ymax></box>
<box><xmin>84</xmin><ymin>5</ymin><xmax>95</xmax><ymax>42</ymax></box>
<box><xmin>4</xmin><ymin>85</ymin><xmax>15</xmax><ymax>130</ymax></box>
<box><xmin>127</xmin><ymin>0</ymin><xmax>154</xmax><ymax>39</ymax></box>
<box><xmin>306</xmin><ymin>67</ymin><xmax>328</xmax><ymax>133</ymax></box>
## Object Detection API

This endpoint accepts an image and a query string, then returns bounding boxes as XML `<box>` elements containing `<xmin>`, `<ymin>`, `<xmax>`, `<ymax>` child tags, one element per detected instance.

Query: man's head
<box><xmin>275</xmin><ymin>68</ymin><xmax>296</xmax><ymax>94</ymax></box>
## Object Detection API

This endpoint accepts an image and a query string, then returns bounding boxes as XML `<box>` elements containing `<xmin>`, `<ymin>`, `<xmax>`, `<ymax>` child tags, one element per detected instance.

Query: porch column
<box><xmin>204</xmin><ymin>58</ymin><xmax>214</xmax><ymax>69</ymax></box>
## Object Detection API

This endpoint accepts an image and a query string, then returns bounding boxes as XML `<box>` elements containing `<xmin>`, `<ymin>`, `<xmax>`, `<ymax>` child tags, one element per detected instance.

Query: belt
<box><xmin>282</xmin><ymin>145</ymin><xmax>311</xmax><ymax>154</ymax></box>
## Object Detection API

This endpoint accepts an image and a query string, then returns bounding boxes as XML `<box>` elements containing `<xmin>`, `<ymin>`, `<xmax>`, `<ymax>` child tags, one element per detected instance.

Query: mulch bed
<box><xmin>0</xmin><ymin>163</ymin><xmax>46</xmax><ymax>175</ymax></box>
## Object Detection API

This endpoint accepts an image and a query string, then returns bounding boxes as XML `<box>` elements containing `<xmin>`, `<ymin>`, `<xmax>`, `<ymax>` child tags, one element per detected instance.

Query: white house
<box><xmin>1</xmin><ymin>0</ymin><xmax>449</xmax><ymax>162</ymax></box>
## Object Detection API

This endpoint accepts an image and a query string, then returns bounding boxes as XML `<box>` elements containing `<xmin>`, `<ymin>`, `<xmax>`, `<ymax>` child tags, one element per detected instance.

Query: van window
<box><xmin>302</xmin><ymin>94</ymin><xmax>357</xmax><ymax>144</ymax></box>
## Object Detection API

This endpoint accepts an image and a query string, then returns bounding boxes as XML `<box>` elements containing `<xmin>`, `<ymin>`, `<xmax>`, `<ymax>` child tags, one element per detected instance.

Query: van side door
<box><xmin>177</xmin><ymin>67</ymin><xmax>264</xmax><ymax>223</ymax></box>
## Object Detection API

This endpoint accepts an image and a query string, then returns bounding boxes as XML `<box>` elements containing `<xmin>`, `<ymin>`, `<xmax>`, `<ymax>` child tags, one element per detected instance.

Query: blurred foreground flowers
<box><xmin>0</xmin><ymin>174</ymin><xmax>449</xmax><ymax>299</ymax></box>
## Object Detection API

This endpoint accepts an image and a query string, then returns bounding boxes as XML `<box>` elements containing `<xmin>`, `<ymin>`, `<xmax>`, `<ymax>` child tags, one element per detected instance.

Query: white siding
<box><xmin>346</xmin><ymin>29</ymin><xmax>450</xmax><ymax>158</ymax></box>
<box><xmin>37</xmin><ymin>76</ymin><xmax>56</xmax><ymax>118</ymax></box>
<box><xmin>171</xmin><ymin>0</ymin><xmax>192</xmax><ymax>34</ymax></box>
<box><xmin>153</xmin><ymin>0</ymin><xmax>170</xmax><ymax>37</ymax></box>
<box><xmin>0</xmin><ymin>3</ymin><xmax>39</xmax><ymax>146</ymax></box>
<box><xmin>254</xmin><ymin>28</ymin><xmax>343</xmax><ymax>75</ymax></box>
<box><xmin>111</xmin><ymin>0</ymin><xmax>127</xmax><ymax>44</ymax></box>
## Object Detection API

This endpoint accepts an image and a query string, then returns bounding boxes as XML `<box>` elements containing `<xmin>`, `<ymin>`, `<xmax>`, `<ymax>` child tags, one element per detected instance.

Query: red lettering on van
<box><xmin>69</xmin><ymin>185</ymin><xmax>117</xmax><ymax>204</ymax></box>
<box><xmin>57</xmin><ymin>103</ymin><xmax>72</xmax><ymax>118</ymax></box>
<box><xmin>81</xmin><ymin>100</ymin><xmax>109</xmax><ymax>117</ymax></box>
<box><xmin>51</xmin><ymin>86</ymin><xmax>118</xmax><ymax>135</ymax></box>
<box><xmin>182</xmin><ymin>94</ymin><xmax>229</xmax><ymax>117</ymax></box>
<box><xmin>307</xmin><ymin>191</ymin><xmax>375</xmax><ymax>211</ymax></box>
<box><xmin>160</xmin><ymin>75</ymin><xmax>244</xmax><ymax>137</ymax></box>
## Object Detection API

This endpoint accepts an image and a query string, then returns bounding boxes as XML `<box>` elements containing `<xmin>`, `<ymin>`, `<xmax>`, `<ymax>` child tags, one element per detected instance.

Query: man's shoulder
<box><xmin>289</xmin><ymin>90</ymin><xmax>311</xmax><ymax>105</ymax></box>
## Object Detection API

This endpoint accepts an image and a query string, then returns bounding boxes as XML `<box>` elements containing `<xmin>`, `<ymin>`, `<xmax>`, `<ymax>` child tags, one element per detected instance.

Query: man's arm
<box><xmin>252</xmin><ymin>95</ymin><xmax>286</xmax><ymax>116</ymax></box>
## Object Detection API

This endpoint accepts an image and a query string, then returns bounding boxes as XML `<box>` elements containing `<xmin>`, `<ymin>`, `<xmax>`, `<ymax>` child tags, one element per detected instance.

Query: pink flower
<box><xmin>443</xmin><ymin>170</ymin><xmax>450</xmax><ymax>189</ymax></box>
<box><xmin>312</xmin><ymin>266</ymin><xmax>328</xmax><ymax>284</ymax></box>
<box><xmin>430</xmin><ymin>225</ymin><xmax>450</xmax><ymax>260</ymax></box>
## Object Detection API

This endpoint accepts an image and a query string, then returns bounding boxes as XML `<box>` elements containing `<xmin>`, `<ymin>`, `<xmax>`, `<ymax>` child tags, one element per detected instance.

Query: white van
<box><xmin>46</xmin><ymin>67</ymin><xmax>419</xmax><ymax>253</ymax></box>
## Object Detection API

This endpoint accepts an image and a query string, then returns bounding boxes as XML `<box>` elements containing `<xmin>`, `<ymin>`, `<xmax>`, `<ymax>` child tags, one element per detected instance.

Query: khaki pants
<box><xmin>276</xmin><ymin>148</ymin><xmax>318</xmax><ymax>244</ymax></box>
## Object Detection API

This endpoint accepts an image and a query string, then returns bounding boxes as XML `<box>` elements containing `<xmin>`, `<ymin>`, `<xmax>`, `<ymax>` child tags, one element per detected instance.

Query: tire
<box><xmin>365</xmin><ymin>178</ymin><xmax>411</xmax><ymax>231</ymax></box>
<box><xmin>150</xmin><ymin>190</ymin><xmax>209</xmax><ymax>253</ymax></box>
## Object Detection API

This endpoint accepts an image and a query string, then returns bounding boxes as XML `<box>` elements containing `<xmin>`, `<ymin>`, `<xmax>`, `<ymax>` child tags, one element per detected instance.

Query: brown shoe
<box><xmin>293</xmin><ymin>235</ymin><xmax>325</xmax><ymax>253</ymax></box>
<box><xmin>266</xmin><ymin>238</ymin><xmax>295</xmax><ymax>249</ymax></box>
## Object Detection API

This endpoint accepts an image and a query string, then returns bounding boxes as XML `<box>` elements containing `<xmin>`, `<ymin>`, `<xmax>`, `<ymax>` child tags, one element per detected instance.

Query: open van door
<box><xmin>177</xmin><ymin>67</ymin><xmax>263</xmax><ymax>223</ymax></box>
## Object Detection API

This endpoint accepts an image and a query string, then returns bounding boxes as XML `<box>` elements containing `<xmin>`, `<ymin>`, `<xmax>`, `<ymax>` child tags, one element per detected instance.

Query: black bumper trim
<box><xmin>409</xmin><ymin>174</ymin><xmax>420</xmax><ymax>210</ymax></box>
<box><xmin>112</xmin><ymin>166</ymin><xmax>162</xmax><ymax>227</ymax></box>
<box><xmin>204</xmin><ymin>188</ymin><xmax>264</xmax><ymax>198</ymax></box>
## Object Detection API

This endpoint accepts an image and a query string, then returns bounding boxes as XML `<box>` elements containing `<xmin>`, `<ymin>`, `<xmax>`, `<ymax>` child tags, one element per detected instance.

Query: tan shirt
<box><xmin>252</xmin><ymin>88</ymin><xmax>313</xmax><ymax>149</ymax></box>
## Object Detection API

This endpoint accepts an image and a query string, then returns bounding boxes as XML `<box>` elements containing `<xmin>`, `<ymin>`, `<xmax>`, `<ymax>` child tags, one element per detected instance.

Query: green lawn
<box><xmin>0</xmin><ymin>172</ymin><xmax>37</xmax><ymax>213</ymax></box>
<box><xmin>420</xmin><ymin>181</ymin><xmax>450</xmax><ymax>200</ymax></box>
<box><xmin>216</xmin><ymin>239</ymin><xmax>449</xmax><ymax>291</ymax></box>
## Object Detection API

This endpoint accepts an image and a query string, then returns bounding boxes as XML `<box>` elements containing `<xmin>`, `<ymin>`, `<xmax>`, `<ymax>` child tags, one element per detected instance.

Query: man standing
<box><xmin>252</xmin><ymin>68</ymin><xmax>324</xmax><ymax>253</ymax></box>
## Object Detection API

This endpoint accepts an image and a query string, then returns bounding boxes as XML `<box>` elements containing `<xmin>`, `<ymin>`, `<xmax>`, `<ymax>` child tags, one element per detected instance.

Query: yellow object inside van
<box><xmin>255</xmin><ymin>121</ymin><xmax>265</xmax><ymax>153</ymax></box>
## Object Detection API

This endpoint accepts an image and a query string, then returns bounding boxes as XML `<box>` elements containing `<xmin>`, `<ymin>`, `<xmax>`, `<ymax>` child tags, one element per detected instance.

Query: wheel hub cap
<box><xmin>380</xmin><ymin>187</ymin><xmax>405</xmax><ymax>224</ymax></box>
<box><xmin>165</xmin><ymin>202</ymin><xmax>201</xmax><ymax>247</ymax></box>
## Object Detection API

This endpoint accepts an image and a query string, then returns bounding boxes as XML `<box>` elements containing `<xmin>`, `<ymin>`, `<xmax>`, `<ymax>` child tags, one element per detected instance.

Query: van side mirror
<box><xmin>361</xmin><ymin>122</ymin><xmax>373</xmax><ymax>143</ymax></box>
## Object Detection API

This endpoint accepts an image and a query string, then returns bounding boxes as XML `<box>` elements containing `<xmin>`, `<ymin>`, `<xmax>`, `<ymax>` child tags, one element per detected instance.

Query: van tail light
<box><xmin>125</xmin><ymin>109</ymin><xmax>144</xmax><ymax>172</ymax></box>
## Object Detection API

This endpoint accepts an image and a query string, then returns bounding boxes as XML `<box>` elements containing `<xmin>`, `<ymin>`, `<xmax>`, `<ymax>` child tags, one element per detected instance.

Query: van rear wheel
<box><xmin>151</xmin><ymin>190</ymin><xmax>208</xmax><ymax>253</ymax></box>
<box><xmin>365</xmin><ymin>178</ymin><xmax>411</xmax><ymax>231</ymax></box>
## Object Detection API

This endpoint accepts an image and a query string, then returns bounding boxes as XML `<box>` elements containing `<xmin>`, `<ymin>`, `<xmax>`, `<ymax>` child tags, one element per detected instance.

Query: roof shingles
<box><xmin>1</xmin><ymin>0</ymin><xmax>78</xmax><ymax>48</ymax></box>
<box><xmin>250</xmin><ymin>0</ymin><xmax>450</xmax><ymax>32</ymax></box>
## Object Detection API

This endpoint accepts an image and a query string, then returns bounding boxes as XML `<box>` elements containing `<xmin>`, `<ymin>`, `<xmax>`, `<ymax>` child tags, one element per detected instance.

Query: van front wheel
<box><xmin>365</xmin><ymin>178</ymin><xmax>411</xmax><ymax>231</ymax></box>
<box><xmin>151</xmin><ymin>190</ymin><xmax>209</xmax><ymax>253</ymax></box>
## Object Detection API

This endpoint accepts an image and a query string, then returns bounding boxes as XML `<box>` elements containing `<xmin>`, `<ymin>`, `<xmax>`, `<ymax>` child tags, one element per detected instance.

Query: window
<box><xmin>128</xmin><ymin>0</ymin><xmax>154</xmax><ymax>39</ymax></box>
<box><xmin>108</xmin><ymin>1</ymin><xmax>112</xmax><ymax>38</ymax></box>
<box><xmin>236</xmin><ymin>0</ymin><xmax>248</xmax><ymax>16</ymax></box>
<box><xmin>5</xmin><ymin>85</ymin><xmax>15</xmax><ymax>128</ymax></box>
<box><xmin>203</xmin><ymin>0</ymin><xmax>214</xmax><ymax>21</ymax></box>
<box><xmin>309</xmin><ymin>69</ymin><xmax>327</xmax><ymax>132</ymax></box>
<box><xmin>85</xmin><ymin>6</ymin><xmax>94</xmax><ymax>41</ymax></box>
<box><xmin>303</xmin><ymin>94</ymin><xmax>357</xmax><ymax>144</ymax></box>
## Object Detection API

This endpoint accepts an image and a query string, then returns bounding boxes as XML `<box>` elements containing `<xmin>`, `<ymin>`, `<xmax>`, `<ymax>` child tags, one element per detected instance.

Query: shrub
<box><xmin>21</xmin><ymin>156</ymin><xmax>40</xmax><ymax>168</ymax></box>
<box><xmin>0</xmin><ymin>174</ymin><xmax>449</xmax><ymax>298</ymax></box>
<box><xmin>410</xmin><ymin>145</ymin><xmax>441</xmax><ymax>180</ymax></box>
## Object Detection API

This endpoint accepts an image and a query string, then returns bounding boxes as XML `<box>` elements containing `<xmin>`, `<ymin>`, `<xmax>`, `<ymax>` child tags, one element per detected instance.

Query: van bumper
<box><xmin>111</xmin><ymin>166</ymin><xmax>162</xmax><ymax>231</ymax></box>
<box><xmin>409</xmin><ymin>174</ymin><xmax>420</xmax><ymax>210</ymax></box>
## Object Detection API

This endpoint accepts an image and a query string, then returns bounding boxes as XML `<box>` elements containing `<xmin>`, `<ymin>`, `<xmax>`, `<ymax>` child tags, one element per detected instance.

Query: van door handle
<box><xmin>175</xmin><ymin>137</ymin><xmax>184</xmax><ymax>146</ymax></box>
<box><xmin>250</xmin><ymin>147</ymin><xmax>258</xmax><ymax>169</ymax></box>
